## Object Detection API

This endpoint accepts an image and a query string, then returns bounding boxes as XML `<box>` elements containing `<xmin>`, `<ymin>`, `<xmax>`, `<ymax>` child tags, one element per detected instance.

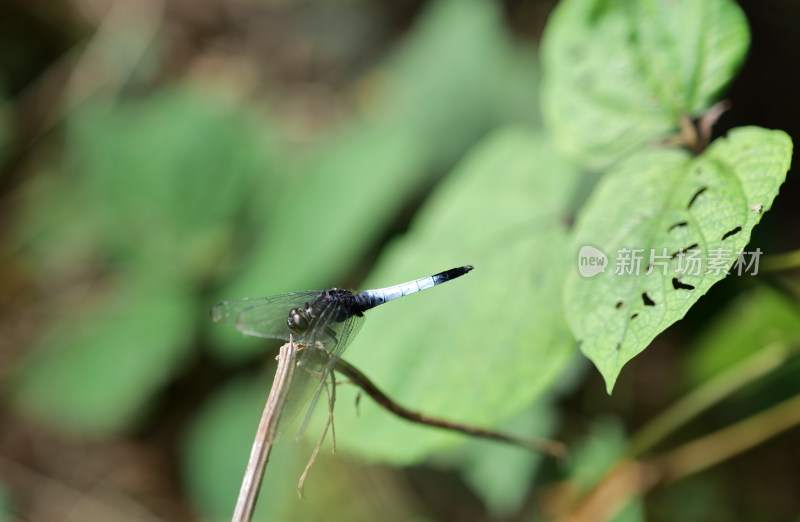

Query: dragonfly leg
<box><xmin>297</xmin><ymin>369</ymin><xmax>337</xmax><ymax>496</ymax></box>
<box><xmin>324</xmin><ymin>326</ymin><xmax>338</xmax><ymax>346</ymax></box>
<box><xmin>295</xmin><ymin>341</ymin><xmax>333</xmax><ymax>381</ymax></box>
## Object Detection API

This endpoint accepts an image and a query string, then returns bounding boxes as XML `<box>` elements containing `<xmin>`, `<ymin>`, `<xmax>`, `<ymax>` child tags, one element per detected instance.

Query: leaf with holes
<box><xmin>565</xmin><ymin>127</ymin><xmax>793</xmax><ymax>392</ymax></box>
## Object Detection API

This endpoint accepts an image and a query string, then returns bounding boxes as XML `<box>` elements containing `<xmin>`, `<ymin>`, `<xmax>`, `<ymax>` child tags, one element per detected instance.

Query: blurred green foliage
<box><xmin>181</xmin><ymin>375</ymin><xmax>303</xmax><ymax>522</ymax></box>
<box><xmin>459</xmin><ymin>402</ymin><xmax>558</xmax><ymax>515</ymax></box>
<box><xmin>64</xmin><ymin>90</ymin><xmax>270</xmax><ymax>277</ymax></box>
<box><xmin>13</xmin><ymin>89</ymin><xmax>271</xmax><ymax>434</ymax></box>
<box><xmin>565</xmin><ymin>420</ymin><xmax>645</xmax><ymax>522</ymax></box>
<box><xmin>211</xmin><ymin>0</ymin><xmax>540</xmax><ymax>307</ymax></box>
<box><xmin>14</xmin><ymin>274</ymin><xmax>195</xmax><ymax>432</ymax></box>
<box><xmin>686</xmin><ymin>286</ymin><xmax>800</xmax><ymax>386</ymax></box>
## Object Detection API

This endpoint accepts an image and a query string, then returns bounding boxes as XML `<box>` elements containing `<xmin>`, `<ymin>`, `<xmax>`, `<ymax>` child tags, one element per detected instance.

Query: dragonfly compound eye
<box><xmin>287</xmin><ymin>308</ymin><xmax>310</xmax><ymax>333</ymax></box>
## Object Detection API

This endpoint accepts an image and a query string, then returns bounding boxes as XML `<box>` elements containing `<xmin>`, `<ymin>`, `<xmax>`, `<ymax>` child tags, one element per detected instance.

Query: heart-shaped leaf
<box><xmin>541</xmin><ymin>0</ymin><xmax>750</xmax><ymax>169</ymax></box>
<box><xmin>565</xmin><ymin>127</ymin><xmax>793</xmax><ymax>392</ymax></box>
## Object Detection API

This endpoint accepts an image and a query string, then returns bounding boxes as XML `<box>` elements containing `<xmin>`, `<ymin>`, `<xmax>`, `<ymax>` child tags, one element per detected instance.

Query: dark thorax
<box><xmin>286</xmin><ymin>289</ymin><xmax>363</xmax><ymax>338</ymax></box>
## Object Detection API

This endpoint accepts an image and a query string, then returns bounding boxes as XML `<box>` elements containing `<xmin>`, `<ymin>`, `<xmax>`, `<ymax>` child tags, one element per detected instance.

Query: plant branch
<box><xmin>232</xmin><ymin>337</ymin><xmax>298</xmax><ymax>522</ymax></box>
<box><xmin>333</xmin><ymin>357</ymin><xmax>566</xmax><ymax>460</ymax></box>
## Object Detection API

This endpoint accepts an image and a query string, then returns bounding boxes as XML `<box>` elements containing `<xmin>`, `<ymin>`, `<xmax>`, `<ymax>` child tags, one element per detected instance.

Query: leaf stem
<box><xmin>333</xmin><ymin>357</ymin><xmax>567</xmax><ymax>459</ymax></box>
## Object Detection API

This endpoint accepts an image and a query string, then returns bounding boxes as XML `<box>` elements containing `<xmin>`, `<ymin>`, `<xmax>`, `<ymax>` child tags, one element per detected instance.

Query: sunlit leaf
<box><xmin>565</xmin><ymin>127</ymin><xmax>793</xmax><ymax>392</ymax></box>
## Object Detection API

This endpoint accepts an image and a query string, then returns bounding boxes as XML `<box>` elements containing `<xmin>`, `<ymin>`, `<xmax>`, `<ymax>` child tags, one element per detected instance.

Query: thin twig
<box><xmin>333</xmin><ymin>358</ymin><xmax>567</xmax><ymax>460</ymax></box>
<box><xmin>696</xmin><ymin>100</ymin><xmax>730</xmax><ymax>152</ymax></box>
<box><xmin>232</xmin><ymin>337</ymin><xmax>298</xmax><ymax>522</ymax></box>
<box><xmin>297</xmin><ymin>377</ymin><xmax>336</xmax><ymax>497</ymax></box>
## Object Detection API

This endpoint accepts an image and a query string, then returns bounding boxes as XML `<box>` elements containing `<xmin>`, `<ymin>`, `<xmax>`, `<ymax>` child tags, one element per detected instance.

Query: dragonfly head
<box><xmin>287</xmin><ymin>306</ymin><xmax>311</xmax><ymax>334</ymax></box>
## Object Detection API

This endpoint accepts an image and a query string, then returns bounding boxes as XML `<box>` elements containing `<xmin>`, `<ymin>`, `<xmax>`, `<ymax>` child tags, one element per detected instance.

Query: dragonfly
<box><xmin>211</xmin><ymin>265</ymin><xmax>474</xmax><ymax>439</ymax></box>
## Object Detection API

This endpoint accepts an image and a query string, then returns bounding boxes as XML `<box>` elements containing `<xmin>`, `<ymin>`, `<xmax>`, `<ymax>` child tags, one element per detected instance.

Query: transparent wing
<box><xmin>211</xmin><ymin>289</ymin><xmax>367</xmax><ymax>442</ymax></box>
<box><xmin>210</xmin><ymin>291</ymin><xmax>323</xmax><ymax>340</ymax></box>
<box><xmin>293</xmin><ymin>302</ymin><xmax>366</xmax><ymax>438</ymax></box>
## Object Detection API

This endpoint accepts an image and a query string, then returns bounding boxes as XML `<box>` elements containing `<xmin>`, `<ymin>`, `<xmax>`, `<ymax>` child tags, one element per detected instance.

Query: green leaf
<box><xmin>565</xmin><ymin>127</ymin><xmax>793</xmax><ymax>392</ymax></box>
<box><xmin>13</xmin><ymin>275</ymin><xmax>194</xmax><ymax>434</ymax></box>
<box><xmin>325</xmin><ymin>127</ymin><xmax>578</xmax><ymax>462</ymax></box>
<box><xmin>541</xmin><ymin>0</ymin><xmax>750</xmax><ymax>169</ymax></box>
